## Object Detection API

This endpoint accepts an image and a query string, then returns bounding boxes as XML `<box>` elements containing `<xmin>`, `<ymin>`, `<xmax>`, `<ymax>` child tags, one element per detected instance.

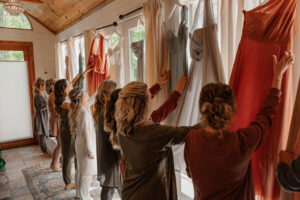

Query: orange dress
<box><xmin>229</xmin><ymin>0</ymin><xmax>297</xmax><ymax>199</ymax></box>
<box><xmin>87</xmin><ymin>35</ymin><xmax>109</xmax><ymax>95</ymax></box>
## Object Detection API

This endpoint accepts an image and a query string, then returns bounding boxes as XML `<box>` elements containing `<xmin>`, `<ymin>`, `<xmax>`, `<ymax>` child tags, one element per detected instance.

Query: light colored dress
<box><xmin>131</xmin><ymin>40</ymin><xmax>144</xmax><ymax>82</ymax></box>
<box><xmin>75</xmin><ymin>93</ymin><xmax>97</xmax><ymax>200</ymax></box>
<box><xmin>108</xmin><ymin>40</ymin><xmax>122</xmax><ymax>87</ymax></box>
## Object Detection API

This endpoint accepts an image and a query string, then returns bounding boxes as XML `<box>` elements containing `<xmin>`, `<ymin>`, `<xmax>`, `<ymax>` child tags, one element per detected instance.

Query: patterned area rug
<box><xmin>22</xmin><ymin>162</ymin><xmax>101</xmax><ymax>200</ymax></box>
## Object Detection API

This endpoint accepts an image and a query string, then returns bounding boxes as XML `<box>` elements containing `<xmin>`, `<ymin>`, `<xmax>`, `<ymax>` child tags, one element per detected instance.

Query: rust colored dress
<box><xmin>87</xmin><ymin>35</ymin><xmax>109</xmax><ymax>95</ymax></box>
<box><xmin>229</xmin><ymin>0</ymin><xmax>297</xmax><ymax>198</ymax></box>
<box><xmin>184</xmin><ymin>89</ymin><xmax>281</xmax><ymax>200</ymax></box>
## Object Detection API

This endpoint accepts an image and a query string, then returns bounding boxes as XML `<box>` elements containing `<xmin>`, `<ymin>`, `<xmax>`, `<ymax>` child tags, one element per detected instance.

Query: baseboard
<box><xmin>0</xmin><ymin>138</ymin><xmax>35</xmax><ymax>149</ymax></box>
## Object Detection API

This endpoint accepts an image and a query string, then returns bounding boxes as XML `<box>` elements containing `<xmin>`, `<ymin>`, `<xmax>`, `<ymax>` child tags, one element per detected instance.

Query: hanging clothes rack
<box><xmin>60</xmin><ymin>6</ymin><xmax>143</xmax><ymax>43</ymax></box>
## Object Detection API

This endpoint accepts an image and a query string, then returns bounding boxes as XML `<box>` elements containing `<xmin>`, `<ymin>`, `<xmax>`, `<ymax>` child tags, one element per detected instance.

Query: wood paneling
<box><xmin>0</xmin><ymin>41</ymin><xmax>37</xmax><ymax>148</ymax></box>
<box><xmin>21</xmin><ymin>0</ymin><xmax>114</xmax><ymax>34</ymax></box>
<box><xmin>0</xmin><ymin>138</ymin><xmax>35</xmax><ymax>149</ymax></box>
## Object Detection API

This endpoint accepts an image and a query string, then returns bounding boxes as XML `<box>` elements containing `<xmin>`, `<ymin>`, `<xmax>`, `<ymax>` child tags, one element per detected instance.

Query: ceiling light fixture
<box><xmin>3</xmin><ymin>0</ymin><xmax>25</xmax><ymax>16</ymax></box>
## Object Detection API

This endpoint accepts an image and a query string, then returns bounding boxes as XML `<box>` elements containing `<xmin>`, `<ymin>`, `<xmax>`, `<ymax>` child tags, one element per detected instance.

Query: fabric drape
<box><xmin>108</xmin><ymin>38</ymin><xmax>123</xmax><ymax>87</ymax></box>
<box><xmin>143</xmin><ymin>0</ymin><xmax>169</xmax><ymax>107</ymax></box>
<box><xmin>229</xmin><ymin>0</ymin><xmax>297</xmax><ymax>199</ymax></box>
<box><xmin>66</xmin><ymin>37</ymin><xmax>79</xmax><ymax>80</ymax></box>
<box><xmin>55</xmin><ymin>42</ymin><xmax>65</xmax><ymax>79</ymax></box>
<box><xmin>84</xmin><ymin>30</ymin><xmax>97</xmax><ymax>66</ymax></box>
<box><xmin>86</xmin><ymin>35</ymin><xmax>109</xmax><ymax>95</ymax></box>
<box><xmin>217</xmin><ymin>0</ymin><xmax>261</xmax><ymax>81</ymax></box>
<box><xmin>131</xmin><ymin>40</ymin><xmax>144</xmax><ymax>82</ymax></box>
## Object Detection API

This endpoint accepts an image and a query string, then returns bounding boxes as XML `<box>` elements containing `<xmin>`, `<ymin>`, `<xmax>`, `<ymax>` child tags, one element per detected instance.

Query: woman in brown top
<box><xmin>115</xmin><ymin>77</ymin><xmax>201</xmax><ymax>200</ymax></box>
<box><xmin>46</xmin><ymin>79</ymin><xmax>62</xmax><ymax>172</ymax></box>
<box><xmin>184</xmin><ymin>52</ymin><xmax>294</xmax><ymax>200</ymax></box>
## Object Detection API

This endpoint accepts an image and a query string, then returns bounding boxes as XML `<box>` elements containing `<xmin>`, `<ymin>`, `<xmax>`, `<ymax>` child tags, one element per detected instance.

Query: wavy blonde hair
<box><xmin>34</xmin><ymin>77</ymin><xmax>45</xmax><ymax>93</ymax></box>
<box><xmin>115</xmin><ymin>82</ymin><xmax>150</xmax><ymax>136</ymax></box>
<box><xmin>68</xmin><ymin>88</ymin><xmax>83</xmax><ymax>135</ymax></box>
<box><xmin>93</xmin><ymin>80</ymin><xmax>117</xmax><ymax>124</ymax></box>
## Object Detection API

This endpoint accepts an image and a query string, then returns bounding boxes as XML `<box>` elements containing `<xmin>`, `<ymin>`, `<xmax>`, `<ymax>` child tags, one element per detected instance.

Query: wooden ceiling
<box><xmin>18</xmin><ymin>0</ymin><xmax>114</xmax><ymax>34</ymax></box>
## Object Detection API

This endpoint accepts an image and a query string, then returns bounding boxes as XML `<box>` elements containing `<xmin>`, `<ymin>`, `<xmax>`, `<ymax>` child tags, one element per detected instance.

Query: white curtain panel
<box><xmin>55</xmin><ymin>42</ymin><xmax>65</xmax><ymax>79</ymax></box>
<box><xmin>66</xmin><ymin>37</ymin><xmax>80</xmax><ymax>80</ymax></box>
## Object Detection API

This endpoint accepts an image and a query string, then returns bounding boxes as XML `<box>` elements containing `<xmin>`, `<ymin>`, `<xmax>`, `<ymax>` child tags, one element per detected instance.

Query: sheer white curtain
<box><xmin>66</xmin><ymin>37</ymin><xmax>80</xmax><ymax>80</ymax></box>
<box><xmin>55</xmin><ymin>42</ymin><xmax>65</xmax><ymax>79</ymax></box>
<box><xmin>217</xmin><ymin>0</ymin><xmax>261</xmax><ymax>81</ymax></box>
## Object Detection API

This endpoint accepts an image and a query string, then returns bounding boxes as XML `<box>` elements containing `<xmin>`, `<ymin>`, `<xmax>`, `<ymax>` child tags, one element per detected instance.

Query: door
<box><xmin>0</xmin><ymin>41</ymin><xmax>36</xmax><ymax>149</ymax></box>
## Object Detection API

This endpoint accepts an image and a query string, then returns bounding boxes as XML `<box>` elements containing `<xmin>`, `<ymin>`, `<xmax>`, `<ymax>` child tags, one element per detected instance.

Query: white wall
<box><xmin>57</xmin><ymin>0</ymin><xmax>146</xmax><ymax>42</ymax></box>
<box><xmin>0</xmin><ymin>15</ymin><xmax>56</xmax><ymax>80</ymax></box>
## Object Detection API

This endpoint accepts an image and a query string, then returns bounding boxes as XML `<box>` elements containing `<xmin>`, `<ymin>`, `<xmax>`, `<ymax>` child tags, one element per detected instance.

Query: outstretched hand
<box><xmin>272</xmin><ymin>51</ymin><xmax>294</xmax><ymax>89</ymax></box>
<box><xmin>176</xmin><ymin>76</ymin><xmax>187</xmax><ymax>93</ymax></box>
<box><xmin>83</xmin><ymin>67</ymin><xmax>93</xmax><ymax>77</ymax></box>
<box><xmin>157</xmin><ymin>71</ymin><xmax>170</xmax><ymax>85</ymax></box>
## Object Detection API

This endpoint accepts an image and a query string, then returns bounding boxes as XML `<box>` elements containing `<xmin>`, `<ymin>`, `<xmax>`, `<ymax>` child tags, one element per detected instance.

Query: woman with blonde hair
<box><xmin>93</xmin><ymin>80</ymin><xmax>122</xmax><ymax>200</ymax></box>
<box><xmin>114</xmin><ymin>76</ymin><xmax>200</xmax><ymax>200</ymax></box>
<box><xmin>33</xmin><ymin>77</ymin><xmax>50</xmax><ymax>156</ymax></box>
<box><xmin>69</xmin><ymin>87</ymin><xmax>97</xmax><ymax>200</ymax></box>
<box><xmin>184</xmin><ymin>52</ymin><xmax>294</xmax><ymax>200</ymax></box>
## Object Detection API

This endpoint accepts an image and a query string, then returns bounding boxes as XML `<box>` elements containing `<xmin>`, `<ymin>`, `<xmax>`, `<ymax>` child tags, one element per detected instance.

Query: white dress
<box><xmin>108</xmin><ymin>41</ymin><xmax>122</xmax><ymax>87</ymax></box>
<box><xmin>75</xmin><ymin>93</ymin><xmax>97</xmax><ymax>176</ymax></box>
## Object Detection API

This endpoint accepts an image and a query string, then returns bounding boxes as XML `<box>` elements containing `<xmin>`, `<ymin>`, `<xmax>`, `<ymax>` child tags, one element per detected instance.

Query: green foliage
<box><xmin>0</xmin><ymin>3</ymin><xmax>31</xmax><ymax>30</ymax></box>
<box><xmin>130</xmin><ymin>27</ymin><xmax>145</xmax><ymax>81</ymax></box>
<box><xmin>0</xmin><ymin>51</ymin><xmax>24</xmax><ymax>61</ymax></box>
<box><xmin>110</xmin><ymin>34</ymin><xmax>121</xmax><ymax>49</ymax></box>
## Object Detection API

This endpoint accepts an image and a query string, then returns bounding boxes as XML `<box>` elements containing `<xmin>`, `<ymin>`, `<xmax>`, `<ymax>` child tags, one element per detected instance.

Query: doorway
<box><xmin>0</xmin><ymin>41</ymin><xmax>36</xmax><ymax>149</ymax></box>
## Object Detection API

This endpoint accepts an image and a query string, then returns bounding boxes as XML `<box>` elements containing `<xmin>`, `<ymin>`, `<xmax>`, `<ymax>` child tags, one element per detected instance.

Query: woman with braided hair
<box><xmin>69</xmin><ymin>87</ymin><xmax>97</xmax><ymax>200</ymax></box>
<box><xmin>184</xmin><ymin>52</ymin><xmax>294</xmax><ymax>200</ymax></box>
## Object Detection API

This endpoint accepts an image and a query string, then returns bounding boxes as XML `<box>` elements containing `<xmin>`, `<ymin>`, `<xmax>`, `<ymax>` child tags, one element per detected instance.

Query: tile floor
<box><xmin>0</xmin><ymin>145</ymin><xmax>49</xmax><ymax>200</ymax></box>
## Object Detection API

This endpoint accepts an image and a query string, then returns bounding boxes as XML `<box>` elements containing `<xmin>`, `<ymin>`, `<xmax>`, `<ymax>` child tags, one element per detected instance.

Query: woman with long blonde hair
<box><xmin>114</xmin><ymin>77</ymin><xmax>201</xmax><ymax>200</ymax></box>
<box><xmin>183</xmin><ymin>52</ymin><xmax>294</xmax><ymax>200</ymax></box>
<box><xmin>93</xmin><ymin>80</ymin><xmax>122</xmax><ymax>200</ymax></box>
<box><xmin>69</xmin><ymin>87</ymin><xmax>97</xmax><ymax>200</ymax></box>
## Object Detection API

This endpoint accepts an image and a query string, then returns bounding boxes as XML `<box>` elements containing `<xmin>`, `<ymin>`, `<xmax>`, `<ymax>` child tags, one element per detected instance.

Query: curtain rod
<box><xmin>119</xmin><ymin>6</ymin><xmax>143</xmax><ymax>20</ymax></box>
<box><xmin>60</xmin><ymin>6</ymin><xmax>143</xmax><ymax>43</ymax></box>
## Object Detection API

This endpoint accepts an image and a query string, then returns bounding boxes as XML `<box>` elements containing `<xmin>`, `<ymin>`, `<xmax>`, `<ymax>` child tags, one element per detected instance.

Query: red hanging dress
<box><xmin>229</xmin><ymin>0</ymin><xmax>297</xmax><ymax>199</ymax></box>
<box><xmin>87</xmin><ymin>35</ymin><xmax>109</xmax><ymax>95</ymax></box>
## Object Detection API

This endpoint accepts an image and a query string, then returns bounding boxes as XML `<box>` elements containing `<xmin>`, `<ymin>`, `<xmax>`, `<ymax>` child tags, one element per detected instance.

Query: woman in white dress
<box><xmin>69</xmin><ymin>88</ymin><xmax>97</xmax><ymax>200</ymax></box>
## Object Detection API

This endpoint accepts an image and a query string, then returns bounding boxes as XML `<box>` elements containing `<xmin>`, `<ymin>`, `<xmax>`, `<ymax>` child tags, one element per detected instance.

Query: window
<box><xmin>0</xmin><ymin>3</ymin><xmax>32</xmax><ymax>30</ymax></box>
<box><xmin>0</xmin><ymin>50</ymin><xmax>24</xmax><ymax>61</ymax></box>
<box><xmin>129</xmin><ymin>26</ymin><xmax>145</xmax><ymax>81</ymax></box>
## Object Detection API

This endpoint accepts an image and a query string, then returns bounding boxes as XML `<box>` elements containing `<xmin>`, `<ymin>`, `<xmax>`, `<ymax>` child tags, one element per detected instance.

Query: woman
<box><xmin>114</xmin><ymin>77</ymin><xmax>200</xmax><ymax>200</ymax></box>
<box><xmin>69</xmin><ymin>88</ymin><xmax>97</xmax><ymax>200</ymax></box>
<box><xmin>54</xmin><ymin>68</ymin><xmax>92</xmax><ymax>190</ymax></box>
<box><xmin>93</xmin><ymin>80</ymin><xmax>121</xmax><ymax>200</ymax></box>
<box><xmin>33</xmin><ymin>77</ymin><xmax>50</xmax><ymax>156</ymax></box>
<box><xmin>47</xmin><ymin>79</ymin><xmax>62</xmax><ymax>172</ymax></box>
<box><xmin>184</xmin><ymin>52</ymin><xmax>294</xmax><ymax>200</ymax></box>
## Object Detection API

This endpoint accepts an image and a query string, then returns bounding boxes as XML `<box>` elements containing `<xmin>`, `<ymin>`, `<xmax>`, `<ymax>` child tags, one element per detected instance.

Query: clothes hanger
<box><xmin>168</xmin><ymin>0</ymin><xmax>187</xmax><ymax>21</ymax></box>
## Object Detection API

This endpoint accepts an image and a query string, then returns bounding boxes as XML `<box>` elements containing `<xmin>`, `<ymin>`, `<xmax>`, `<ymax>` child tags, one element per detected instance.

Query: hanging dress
<box><xmin>131</xmin><ymin>40</ymin><xmax>144</xmax><ymax>82</ymax></box>
<box><xmin>229</xmin><ymin>0</ymin><xmax>297</xmax><ymax>199</ymax></box>
<box><xmin>108</xmin><ymin>38</ymin><xmax>122</xmax><ymax>87</ymax></box>
<box><xmin>171</xmin><ymin>0</ymin><xmax>226</xmax><ymax>190</ymax></box>
<box><xmin>87</xmin><ymin>35</ymin><xmax>109</xmax><ymax>95</ymax></box>
<box><xmin>166</xmin><ymin>6</ymin><xmax>188</xmax><ymax>94</ymax></box>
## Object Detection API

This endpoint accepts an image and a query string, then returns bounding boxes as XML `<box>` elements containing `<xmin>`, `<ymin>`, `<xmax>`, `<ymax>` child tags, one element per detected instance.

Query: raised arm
<box><xmin>151</xmin><ymin>76</ymin><xmax>187</xmax><ymax>123</ymax></box>
<box><xmin>237</xmin><ymin>52</ymin><xmax>294</xmax><ymax>154</ymax></box>
<box><xmin>149</xmin><ymin>71</ymin><xmax>170</xmax><ymax>98</ymax></box>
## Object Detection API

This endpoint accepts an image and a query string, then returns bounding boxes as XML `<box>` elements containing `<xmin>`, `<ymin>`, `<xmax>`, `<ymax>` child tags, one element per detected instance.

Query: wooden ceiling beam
<box><xmin>22</xmin><ymin>0</ymin><xmax>43</xmax><ymax>4</ymax></box>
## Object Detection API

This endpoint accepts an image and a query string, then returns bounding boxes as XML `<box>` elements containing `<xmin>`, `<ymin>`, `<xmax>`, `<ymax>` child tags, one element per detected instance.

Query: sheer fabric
<box><xmin>131</xmin><ymin>40</ymin><xmax>144</xmax><ymax>82</ymax></box>
<box><xmin>229</xmin><ymin>0</ymin><xmax>297</xmax><ymax>199</ymax></box>
<box><xmin>108</xmin><ymin>39</ymin><xmax>122</xmax><ymax>87</ymax></box>
<box><xmin>86</xmin><ymin>35</ymin><xmax>109</xmax><ymax>95</ymax></box>
<box><xmin>66</xmin><ymin>37</ymin><xmax>79</xmax><ymax>80</ymax></box>
<box><xmin>143</xmin><ymin>0</ymin><xmax>169</xmax><ymax>108</ymax></box>
<box><xmin>55</xmin><ymin>42</ymin><xmax>65</xmax><ymax>79</ymax></box>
